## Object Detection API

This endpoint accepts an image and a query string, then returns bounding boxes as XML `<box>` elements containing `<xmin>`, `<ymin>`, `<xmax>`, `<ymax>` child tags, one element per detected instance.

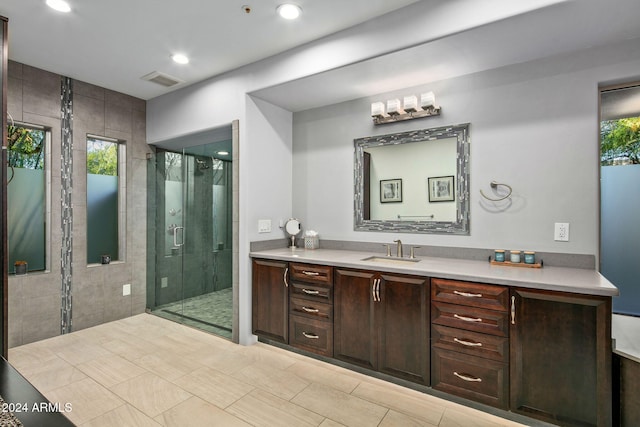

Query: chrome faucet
<box><xmin>393</xmin><ymin>239</ymin><xmax>403</xmax><ymax>257</ymax></box>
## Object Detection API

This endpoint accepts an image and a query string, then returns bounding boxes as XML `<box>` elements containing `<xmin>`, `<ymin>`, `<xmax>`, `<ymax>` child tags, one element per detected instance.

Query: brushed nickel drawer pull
<box><xmin>302</xmin><ymin>271</ymin><xmax>320</xmax><ymax>276</ymax></box>
<box><xmin>454</xmin><ymin>314</ymin><xmax>483</xmax><ymax>323</ymax></box>
<box><xmin>302</xmin><ymin>332</ymin><xmax>319</xmax><ymax>339</ymax></box>
<box><xmin>454</xmin><ymin>338</ymin><xmax>483</xmax><ymax>347</ymax></box>
<box><xmin>302</xmin><ymin>289</ymin><xmax>320</xmax><ymax>295</ymax></box>
<box><xmin>511</xmin><ymin>295</ymin><xmax>516</xmax><ymax>325</ymax></box>
<box><xmin>454</xmin><ymin>290</ymin><xmax>483</xmax><ymax>298</ymax></box>
<box><xmin>454</xmin><ymin>372</ymin><xmax>482</xmax><ymax>382</ymax></box>
<box><xmin>302</xmin><ymin>306</ymin><xmax>319</xmax><ymax>313</ymax></box>
<box><xmin>284</xmin><ymin>268</ymin><xmax>289</xmax><ymax>288</ymax></box>
<box><xmin>375</xmin><ymin>279</ymin><xmax>381</xmax><ymax>302</ymax></box>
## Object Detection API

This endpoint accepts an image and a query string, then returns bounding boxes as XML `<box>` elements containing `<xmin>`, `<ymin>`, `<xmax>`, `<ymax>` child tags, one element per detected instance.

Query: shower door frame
<box><xmin>148</xmin><ymin>121</ymin><xmax>239</xmax><ymax>343</ymax></box>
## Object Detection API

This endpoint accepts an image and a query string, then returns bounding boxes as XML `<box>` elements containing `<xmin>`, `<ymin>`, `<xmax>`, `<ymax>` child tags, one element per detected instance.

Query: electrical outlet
<box><xmin>123</xmin><ymin>284</ymin><xmax>131</xmax><ymax>296</ymax></box>
<box><xmin>554</xmin><ymin>222</ymin><xmax>570</xmax><ymax>242</ymax></box>
<box><xmin>161</xmin><ymin>277</ymin><xmax>168</xmax><ymax>288</ymax></box>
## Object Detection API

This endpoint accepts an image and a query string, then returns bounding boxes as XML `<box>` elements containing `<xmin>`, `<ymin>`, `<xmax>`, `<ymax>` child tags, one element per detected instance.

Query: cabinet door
<box><xmin>334</xmin><ymin>269</ymin><xmax>377</xmax><ymax>369</ymax></box>
<box><xmin>252</xmin><ymin>259</ymin><xmax>289</xmax><ymax>343</ymax></box>
<box><xmin>378</xmin><ymin>273</ymin><xmax>430</xmax><ymax>385</ymax></box>
<box><xmin>510</xmin><ymin>288</ymin><xmax>612</xmax><ymax>427</ymax></box>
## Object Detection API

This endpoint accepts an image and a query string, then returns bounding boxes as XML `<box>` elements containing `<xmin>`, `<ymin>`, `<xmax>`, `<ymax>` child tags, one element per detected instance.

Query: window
<box><xmin>7</xmin><ymin>123</ymin><xmax>49</xmax><ymax>273</ymax></box>
<box><xmin>86</xmin><ymin>136</ymin><xmax>125</xmax><ymax>264</ymax></box>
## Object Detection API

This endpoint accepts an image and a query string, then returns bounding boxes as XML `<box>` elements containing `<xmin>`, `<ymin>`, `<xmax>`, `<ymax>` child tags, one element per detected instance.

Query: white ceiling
<box><xmin>252</xmin><ymin>0</ymin><xmax>640</xmax><ymax>112</ymax></box>
<box><xmin>0</xmin><ymin>0</ymin><xmax>422</xmax><ymax>100</ymax></box>
<box><xmin>2</xmin><ymin>0</ymin><xmax>640</xmax><ymax>106</ymax></box>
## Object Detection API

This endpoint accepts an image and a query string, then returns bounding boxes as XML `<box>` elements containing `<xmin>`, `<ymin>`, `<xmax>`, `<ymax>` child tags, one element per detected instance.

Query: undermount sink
<box><xmin>361</xmin><ymin>256</ymin><xmax>420</xmax><ymax>265</ymax></box>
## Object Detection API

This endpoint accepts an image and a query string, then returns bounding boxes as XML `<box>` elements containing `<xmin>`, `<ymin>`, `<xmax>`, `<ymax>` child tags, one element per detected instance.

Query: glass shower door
<box><xmin>151</xmin><ymin>146</ymin><xmax>233</xmax><ymax>339</ymax></box>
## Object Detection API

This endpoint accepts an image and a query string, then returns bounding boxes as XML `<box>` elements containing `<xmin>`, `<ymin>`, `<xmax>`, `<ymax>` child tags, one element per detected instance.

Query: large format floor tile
<box><xmin>9</xmin><ymin>314</ymin><xmax>533</xmax><ymax>426</ymax></box>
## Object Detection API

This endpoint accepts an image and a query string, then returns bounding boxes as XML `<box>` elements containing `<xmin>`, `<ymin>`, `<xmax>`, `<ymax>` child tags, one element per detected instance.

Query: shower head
<box><xmin>196</xmin><ymin>158</ymin><xmax>209</xmax><ymax>170</ymax></box>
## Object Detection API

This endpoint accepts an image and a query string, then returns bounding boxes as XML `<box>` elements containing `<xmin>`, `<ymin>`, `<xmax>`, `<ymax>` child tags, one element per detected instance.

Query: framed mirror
<box><xmin>354</xmin><ymin>123</ymin><xmax>470</xmax><ymax>234</ymax></box>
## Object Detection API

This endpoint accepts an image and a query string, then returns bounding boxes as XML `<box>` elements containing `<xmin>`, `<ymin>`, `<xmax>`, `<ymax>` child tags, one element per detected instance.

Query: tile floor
<box><xmin>153</xmin><ymin>288</ymin><xmax>233</xmax><ymax>339</ymax></box>
<box><xmin>9</xmin><ymin>314</ymin><xmax>531</xmax><ymax>426</ymax></box>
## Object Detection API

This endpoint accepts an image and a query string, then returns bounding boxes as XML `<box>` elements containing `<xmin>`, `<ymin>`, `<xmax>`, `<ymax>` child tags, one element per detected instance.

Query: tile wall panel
<box><xmin>6</xmin><ymin>61</ymin><xmax>147</xmax><ymax>346</ymax></box>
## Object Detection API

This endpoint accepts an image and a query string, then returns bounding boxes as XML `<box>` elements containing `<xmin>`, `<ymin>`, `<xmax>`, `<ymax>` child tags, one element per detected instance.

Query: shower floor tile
<box><xmin>152</xmin><ymin>287</ymin><xmax>232</xmax><ymax>339</ymax></box>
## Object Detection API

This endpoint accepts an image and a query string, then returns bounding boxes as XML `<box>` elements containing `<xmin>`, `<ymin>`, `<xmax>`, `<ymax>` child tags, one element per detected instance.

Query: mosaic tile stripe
<box><xmin>60</xmin><ymin>76</ymin><xmax>73</xmax><ymax>334</ymax></box>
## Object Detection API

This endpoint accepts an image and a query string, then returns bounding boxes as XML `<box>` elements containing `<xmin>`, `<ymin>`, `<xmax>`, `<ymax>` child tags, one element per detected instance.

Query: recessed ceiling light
<box><xmin>172</xmin><ymin>54</ymin><xmax>189</xmax><ymax>65</ymax></box>
<box><xmin>277</xmin><ymin>4</ymin><xmax>302</xmax><ymax>20</ymax></box>
<box><xmin>46</xmin><ymin>0</ymin><xmax>71</xmax><ymax>13</ymax></box>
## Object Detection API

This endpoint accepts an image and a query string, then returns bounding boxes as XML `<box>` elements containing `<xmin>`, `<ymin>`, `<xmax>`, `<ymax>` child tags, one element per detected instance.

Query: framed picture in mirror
<box><xmin>428</xmin><ymin>175</ymin><xmax>455</xmax><ymax>202</ymax></box>
<box><xmin>380</xmin><ymin>179</ymin><xmax>402</xmax><ymax>203</ymax></box>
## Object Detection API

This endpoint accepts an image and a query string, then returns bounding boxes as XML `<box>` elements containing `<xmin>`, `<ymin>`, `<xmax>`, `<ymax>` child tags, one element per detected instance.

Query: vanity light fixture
<box><xmin>46</xmin><ymin>0</ymin><xmax>71</xmax><ymax>13</ymax></box>
<box><xmin>277</xmin><ymin>4</ymin><xmax>302</xmax><ymax>20</ymax></box>
<box><xmin>172</xmin><ymin>54</ymin><xmax>189</xmax><ymax>65</ymax></box>
<box><xmin>370</xmin><ymin>102</ymin><xmax>388</xmax><ymax>119</ymax></box>
<box><xmin>371</xmin><ymin>91</ymin><xmax>440</xmax><ymax>125</ymax></box>
<box><xmin>217</xmin><ymin>151</ymin><xmax>229</xmax><ymax>156</ymax></box>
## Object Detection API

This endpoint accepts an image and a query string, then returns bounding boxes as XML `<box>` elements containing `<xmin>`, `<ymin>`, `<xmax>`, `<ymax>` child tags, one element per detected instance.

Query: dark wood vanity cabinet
<box><xmin>252</xmin><ymin>259</ymin><xmax>289</xmax><ymax>343</ymax></box>
<box><xmin>431</xmin><ymin>278</ymin><xmax>510</xmax><ymax>409</ymax></box>
<box><xmin>510</xmin><ymin>288</ymin><xmax>612</xmax><ymax>427</ymax></box>
<box><xmin>334</xmin><ymin>268</ymin><xmax>430</xmax><ymax>385</ymax></box>
<box><xmin>252</xmin><ymin>257</ymin><xmax>613</xmax><ymax>426</ymax></box>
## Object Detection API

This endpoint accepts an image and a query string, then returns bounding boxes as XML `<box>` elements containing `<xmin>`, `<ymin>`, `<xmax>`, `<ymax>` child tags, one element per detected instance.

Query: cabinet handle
<box><xmin>511</xmin><ymin>295</ymin><xmax>516</xmax><ymax>325</ymax></box>
<box><xmin>453</xmin><ymin>314</ymin><xmax>483</xmax><ymax>323</ymax></box>
<box><xmin>453</xmin><ymin>290</ymin><xmax>483</xmax><ymax>298</ymax></box>
<box><xmin>302</xmin><ymin>271</ymin><xmax>320</xmax><ymax>276</ymax></box>
<box><xmin>372</xmin><ymin>279</ymin><xmax>381</xmax><ymax>302</ymax></box>
<box><xmin>302</xmin><ymin>289</ymin><xmax>320</xmax><ymax>295</ymax></box>
<box><xmin>454</xmin><ymin>372</ymin><xmax>483</xmax><ymax>382</ymax></box>
<box><xmin>302</xmin><ymin>332</ymin><xmax>319</xmax><ymax>339</ymax></box>
<box><xmin>284</xmin><ymin>267</ymin><xmax>289</xmax><ymax>288</ymax></box>
<box><xmin>454</xmin><ymin>338</ymin><xmax>483</xmax><ymax>347</ymax></box>
<box><xmin>302</xmin><ymin>306</ymin><xmax>319</xmax><ymax>313</ymax></box>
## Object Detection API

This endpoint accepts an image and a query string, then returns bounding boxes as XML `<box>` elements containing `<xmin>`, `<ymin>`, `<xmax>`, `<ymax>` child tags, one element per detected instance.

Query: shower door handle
<box><xmin>173</xmin><ymin>226</ymin><xmax>185</xmax><ymax>247</ymax></box>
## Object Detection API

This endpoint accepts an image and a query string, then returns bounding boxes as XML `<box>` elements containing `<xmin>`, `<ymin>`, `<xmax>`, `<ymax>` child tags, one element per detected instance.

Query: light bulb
<box><xmin>277</xmin><ymin>4</ymin><xmax>302</xmax><ymax>20</ymax></box>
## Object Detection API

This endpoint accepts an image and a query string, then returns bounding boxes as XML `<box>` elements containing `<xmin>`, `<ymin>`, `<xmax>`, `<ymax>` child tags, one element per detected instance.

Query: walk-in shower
<box><xmin>147</xmin><ymin>131</ymin><xmax>234</xmax><ymax>339</ymax></box>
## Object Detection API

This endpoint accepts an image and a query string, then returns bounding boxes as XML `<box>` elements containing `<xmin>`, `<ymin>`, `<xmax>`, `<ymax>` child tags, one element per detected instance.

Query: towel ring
<box><xmin>480</xmin><ymin>181</ymin><xmax>512</xmax><ymax>202</ymax></box>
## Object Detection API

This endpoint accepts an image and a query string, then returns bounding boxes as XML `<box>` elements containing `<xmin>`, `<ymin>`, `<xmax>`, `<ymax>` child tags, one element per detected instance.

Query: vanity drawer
<box><xmin>290</xmin><ymin>263</ymin><xmax>333</xmax><ymax>285</ymax></box>
<box><xmin>290</xmin><ymin>281</ymin><xmax>332</xmax><ymax>302</ymax></box>
<box><xmin>289</xmin><ymin>315</ymin><xmax>333</xmax><ymax>357</ymax></box>
<box><xmin>432</xmin><ymin>348</ymin><xmax>508</xmax><ymax>409</ymax></box>
<box><xmin>432</xmin><ymin>301</ymin><xmax>509</xmax><ymax>337</ymax></box>
<box><xmin>431</xmin><ymin>278</ymin><xmax>508</xmax><ymax>312</ymax></box>
<box><xmin>432</xmin><ymin>324</ymin><xmax>508</xmax><ymax>363</ymax></box>
<box><xmin>290</xmin><ymin>297</ymin><xmax>332</xmax><ymax>321</ymax></box>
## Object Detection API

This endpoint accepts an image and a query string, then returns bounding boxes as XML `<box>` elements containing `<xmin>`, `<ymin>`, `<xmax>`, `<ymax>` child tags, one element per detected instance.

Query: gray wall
<box><xmin>7</xmin><ymin>62</ymin><xmax>149</xmax><ymax>347</ymax></box>
<box><xmin>292</xmin><ymin>38</ymin><xmax>640</xmax><ymax>259</ymax></box>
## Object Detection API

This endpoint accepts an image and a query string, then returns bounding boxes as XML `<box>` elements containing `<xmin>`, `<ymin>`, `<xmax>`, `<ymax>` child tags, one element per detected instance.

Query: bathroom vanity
<box><xmin>251</xmin><ymin>248</ymin><xmax>618</xmax><ymax>427</ymax></box>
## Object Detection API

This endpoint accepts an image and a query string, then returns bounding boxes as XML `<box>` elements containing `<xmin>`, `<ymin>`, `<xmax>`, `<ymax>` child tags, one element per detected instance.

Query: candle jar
<box><xmin>494</xmin><ymin>250</ymin><xmax>505</xmax><ymax>262</ymax></box>
<box><xmin>510</xmin><ymin>250</ymin><xmax>521</xmax><ymax>263</ymax></box>
<box><xmin>524</xmin><ymin>251</ymin><xmax>536</xmax><ymax>264</ymax></box>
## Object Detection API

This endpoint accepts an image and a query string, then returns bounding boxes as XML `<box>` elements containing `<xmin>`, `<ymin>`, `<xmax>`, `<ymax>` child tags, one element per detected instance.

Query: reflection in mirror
<box><xmin>354</xmin><ymin>123</ymin><xmax>470</xmax><ymax>234</ymax></box>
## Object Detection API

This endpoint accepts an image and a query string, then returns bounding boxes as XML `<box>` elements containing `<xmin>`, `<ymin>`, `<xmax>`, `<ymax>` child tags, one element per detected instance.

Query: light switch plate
<box><xmin>258</xmin><ymin>219</ymin><xmax>272</xmax><ymax>233</ymax></box>
<box><xmin>123</xmin><ymin>284</ymin><xmax>131</xmax><ymax>296</ymax></box>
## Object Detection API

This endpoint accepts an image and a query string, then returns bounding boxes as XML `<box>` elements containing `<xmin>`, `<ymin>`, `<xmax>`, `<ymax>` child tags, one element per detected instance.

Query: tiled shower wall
<box><xmin>7</xmin><ymin>61</ymin><xmax>150</xmax><ymax>347</ymax></box>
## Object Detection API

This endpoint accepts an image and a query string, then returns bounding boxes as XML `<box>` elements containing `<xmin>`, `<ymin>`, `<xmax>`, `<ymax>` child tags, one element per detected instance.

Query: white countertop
<box><xmin>250</xmin><ymin>248</ymin><xmax>619</xmax><ymax>297</ymax></box>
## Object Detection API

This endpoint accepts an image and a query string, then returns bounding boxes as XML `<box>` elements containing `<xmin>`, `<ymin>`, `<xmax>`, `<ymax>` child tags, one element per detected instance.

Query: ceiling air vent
<box><xmin>141</xmin><ymin>71</ymin><xmax>184</xmax><ymax>87</ymax></box>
